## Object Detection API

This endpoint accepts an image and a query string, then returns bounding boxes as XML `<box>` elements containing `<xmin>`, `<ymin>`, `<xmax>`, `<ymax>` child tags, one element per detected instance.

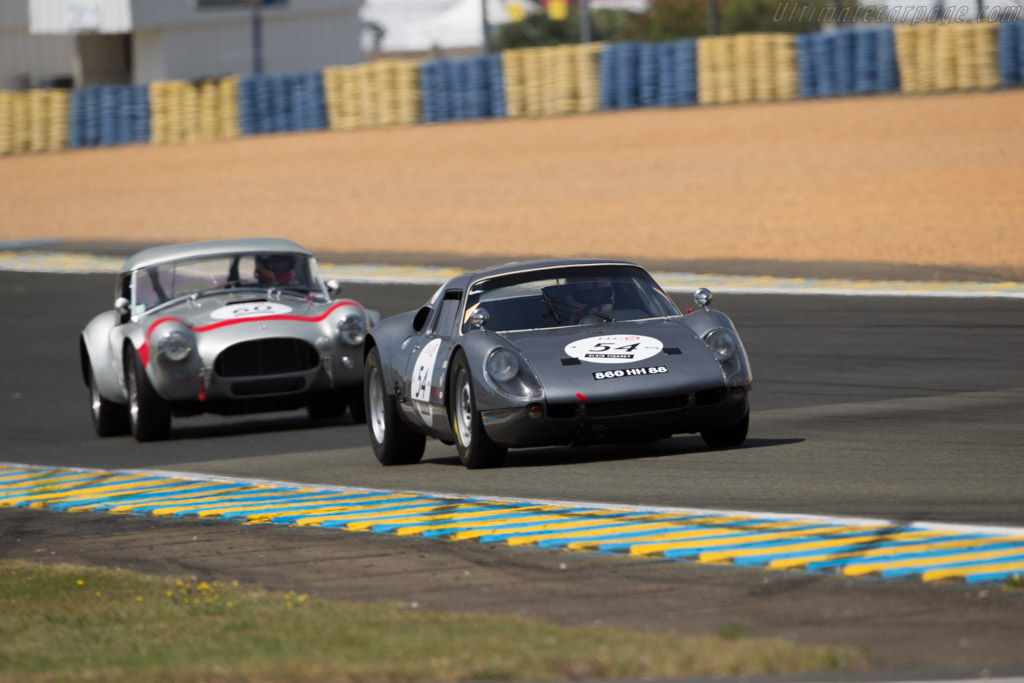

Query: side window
<box><xmin>430</xmin><ymin>291</ymin><xmax>462</xmax><ymax>338</ymax></box>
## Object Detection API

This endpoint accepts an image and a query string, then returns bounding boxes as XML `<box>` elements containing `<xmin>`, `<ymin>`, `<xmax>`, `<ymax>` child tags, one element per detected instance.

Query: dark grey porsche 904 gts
<box><xmin>363</xmin><ymin>259</ymin><xmax>752</xmax><ymax>469</ymax></box>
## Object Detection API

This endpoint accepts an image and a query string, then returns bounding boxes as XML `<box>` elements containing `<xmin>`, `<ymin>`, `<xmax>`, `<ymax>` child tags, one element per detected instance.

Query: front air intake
<box><xmin>215</xmin><ymin>339</ymin><xmax>319</xmax><ymax>377</ymax></box>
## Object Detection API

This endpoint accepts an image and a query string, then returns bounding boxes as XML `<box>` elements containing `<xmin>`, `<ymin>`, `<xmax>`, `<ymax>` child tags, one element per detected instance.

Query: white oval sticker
<box><xmin>565</xmin><ymin>334</ymin><xmax>664</xmax><ymax>364</ymax></box>
<box><xmin>209</xmin><ymin>302</ymin><xmax>293</xmax><ymax>320</ymax></box>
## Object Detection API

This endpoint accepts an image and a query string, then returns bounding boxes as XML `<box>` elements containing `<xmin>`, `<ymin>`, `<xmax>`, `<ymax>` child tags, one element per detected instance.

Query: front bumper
<box><xmin>481</xmin><ymin>387</ymin><xmax>750</xmax><ymax>448</ymax></box>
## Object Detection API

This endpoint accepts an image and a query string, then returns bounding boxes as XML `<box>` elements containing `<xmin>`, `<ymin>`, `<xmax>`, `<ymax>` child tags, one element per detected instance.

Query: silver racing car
<box><xmin>80</xmin><ymin>238</ymin><xmax>376</xmax><ymax>441</ymax></box>
<box><xmin>363</xmin><ymin>258</ymin><xmax>752</xmax><ymax>468</ymax></box>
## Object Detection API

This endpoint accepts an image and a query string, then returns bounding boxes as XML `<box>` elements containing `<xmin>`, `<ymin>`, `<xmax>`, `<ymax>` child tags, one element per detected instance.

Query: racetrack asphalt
<box><xmin>1</xmin><ymin>266</ymin><xmax>1023</xmax><ymax>677</ymax></box>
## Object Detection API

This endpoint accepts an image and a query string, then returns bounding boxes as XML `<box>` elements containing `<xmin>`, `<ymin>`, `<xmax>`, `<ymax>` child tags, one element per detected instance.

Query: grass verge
<box><xmin>1</xmin><ymin>559</ymin><xmax>867</xmax><ymax>682</ymax></box>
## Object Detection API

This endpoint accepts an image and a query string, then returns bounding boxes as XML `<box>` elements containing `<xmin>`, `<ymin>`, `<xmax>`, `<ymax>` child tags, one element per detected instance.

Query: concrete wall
<box><xmin>131</xmin><ymin>7</ymin><xmax>363</xmax><ymax>83</ymax></box>
<box><xmin>0</xmin><ymin>28</ymin><xmax>75</xmax><ymax>89</ymax></box>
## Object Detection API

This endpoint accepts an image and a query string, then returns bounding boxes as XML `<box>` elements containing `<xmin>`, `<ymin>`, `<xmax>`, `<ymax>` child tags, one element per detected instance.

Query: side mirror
<box><xmin>468</xmin><ymin>307</ymin><xmax>489</xmax><ymax>330</ymax></box>
<box><xmin>693</xmin><ymin>288</ymin><xmax>713</xmax><ymax>311</ymax></box>
<box><xmin>326</xmin><ymin>279</ymin><xmax>342</xmax><ymax>297</ymax></box>
<box><xmin>114</xmin><ymin>297</ymin><xmax>130</xmax><ymax>315</ymax></box>
<box><xmin>412</xmin><ymin>306</ymin><xmax>431</xmax><ymax>333</ymax></box>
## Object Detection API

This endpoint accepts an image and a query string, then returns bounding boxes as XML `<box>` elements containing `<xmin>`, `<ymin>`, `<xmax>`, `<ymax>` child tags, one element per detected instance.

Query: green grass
<box><xmin>0</xmin><ymin>559</ymin><xmax>867</xmax><ymax>682</ymax></box>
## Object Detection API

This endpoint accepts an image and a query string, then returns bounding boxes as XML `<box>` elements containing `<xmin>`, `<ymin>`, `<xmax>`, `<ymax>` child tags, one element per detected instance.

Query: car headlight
<box><xmin>485</xmin><ymin>348</ymin><xmax>519</xmax><ymax>382</ymax></box>
<box><xmin>703</xmin><ymin>329</ymin><xmax>737</xmax><ymax>362</ymax></box>
<box><xmin>484</xmin><ymin>348</ymin><xmax>543</xmax><ymax>401</ymax></box>
<box><xmin>336</xmin><ymin>313</ymin><xmax>367</xmax><ymax>346</ymax></box>
<box><xmin>158</xmin><ymin>330</ymin><xmax>193</xmax><ymax>362</ymax></box>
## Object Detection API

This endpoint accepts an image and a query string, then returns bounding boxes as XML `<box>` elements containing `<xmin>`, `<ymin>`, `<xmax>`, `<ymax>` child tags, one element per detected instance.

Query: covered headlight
<box><xmin>485</xmin><ymin>348</ymin><xmax>519</xmax><ymax>382</ymax></box>
<box><xmin>483</xmin><ymin>347</ymin><xmax>543</xmax><ymax>401</ymax></box>
<box><xmin>336</xmin><ymin>312</ymin><xmax>367</xmax><ymax>346</ymax></box>
<box><xmin>158</xmin><ymin>330</ymin><xmax>193</xmax><ymax>362</ymax></box>
<box><xmin>703</xmin><ymin>329</ymin><xmax>737</xmax><ymax>362</ymax></box>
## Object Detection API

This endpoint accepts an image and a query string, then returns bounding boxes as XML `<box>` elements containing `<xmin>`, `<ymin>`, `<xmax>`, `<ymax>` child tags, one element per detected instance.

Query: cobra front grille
<box><xmin>215</xmin><ymin>339</ymin><xmax>319</xmax><ymax>378</ymax></box>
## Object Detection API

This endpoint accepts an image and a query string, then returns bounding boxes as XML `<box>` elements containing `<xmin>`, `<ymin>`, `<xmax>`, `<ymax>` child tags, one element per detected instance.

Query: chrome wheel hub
<box><xmin>368</xmin><ymin>366</ymin><xmax>386</xmax><ymax>444</ymax></box>
<box><xmin>455</xmin><ymin>371</ymin><xmax>473</xmax><ymax>448</ymax></box>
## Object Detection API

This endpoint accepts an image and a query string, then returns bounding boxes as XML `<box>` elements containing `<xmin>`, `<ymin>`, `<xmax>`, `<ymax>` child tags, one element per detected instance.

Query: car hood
<box><xmin>501</xmin><ymin>317</ymin><xmax>726</xmax><ymax>402</ymax></box>
<box><xmin>143</xmin><ymin>292</ymin><xmax>327</xmax><ymax>329</ymax></box>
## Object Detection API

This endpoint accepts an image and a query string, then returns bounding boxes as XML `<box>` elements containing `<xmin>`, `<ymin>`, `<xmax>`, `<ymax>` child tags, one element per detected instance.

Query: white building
<box><xmin>1</xmin><ymin>0</ymin><xmax>364</xmax><ymax>90</ymax></box>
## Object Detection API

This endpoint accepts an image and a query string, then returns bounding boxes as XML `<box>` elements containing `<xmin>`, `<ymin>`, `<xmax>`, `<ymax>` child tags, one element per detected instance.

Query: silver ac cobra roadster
<box><xmin>363</xmin><ymin>259</ymin><xmax>752</xmax><ymax>468</ymax></box>
<box><xmin>80</xmin><ymin>238</ymin><xmax>376</xmax><ymax>441</ymax></box>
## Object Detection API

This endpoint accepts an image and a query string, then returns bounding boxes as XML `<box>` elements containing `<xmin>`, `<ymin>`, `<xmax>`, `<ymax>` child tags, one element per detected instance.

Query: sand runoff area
<box><xmin>1</xmin><ymin>89</ymin><xmax>1021</xmax><ymax>280</ymax></box>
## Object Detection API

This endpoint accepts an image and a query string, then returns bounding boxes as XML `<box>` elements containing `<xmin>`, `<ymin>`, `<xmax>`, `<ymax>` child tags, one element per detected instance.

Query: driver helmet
<box><xmin>569</xmin><ymin>277</ymin><xmax>615</xmax><ymax>313</ymax></box>
<box><xmin>255</xmin><ymin>254</ymin><xmax>297</xmax><ymax>286</ymax></box>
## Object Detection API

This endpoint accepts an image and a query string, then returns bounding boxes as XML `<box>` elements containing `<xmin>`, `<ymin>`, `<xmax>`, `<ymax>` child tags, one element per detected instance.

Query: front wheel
<box><xmin>87</xmin><ymin>362</ymin><xmax>129</xmax><ymax>437</ymax></box>
<box><xmin>365</xmin><ymin>347</ymin><xmax>425</xmax><ymax>465</ymax></box>
<box><xmin>700</xmin><ymin>411</ymin><xmax>749</xmax><ymax>449</ymax></box>
<box><xmin>126</xmin><ymin>349</ymin><xmax>171</xmax><ymax>442</ymax></box>
<box><xmin>449</xmin><ymin>351</ymin><xmax>507</xmax><ymax>469</ymax></box>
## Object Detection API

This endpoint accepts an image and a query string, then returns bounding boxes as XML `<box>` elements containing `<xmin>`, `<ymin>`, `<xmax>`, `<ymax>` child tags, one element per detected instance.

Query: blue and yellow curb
<box><xmin>2</xmin><ymin>249</ymin><xmax>1023</xmax><ymax>299</ymax></box>
<box><xmin>3</xmin><ymin>463</ymin><xmax>1023</xmax><ymax>585</ymax></box>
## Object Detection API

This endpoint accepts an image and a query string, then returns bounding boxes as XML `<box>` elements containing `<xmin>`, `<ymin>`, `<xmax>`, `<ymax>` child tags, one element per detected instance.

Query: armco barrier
<box><xmin>2</xmin><ymin>23</ymin><xmax>1023</xmax><ymax>157</ymax></box>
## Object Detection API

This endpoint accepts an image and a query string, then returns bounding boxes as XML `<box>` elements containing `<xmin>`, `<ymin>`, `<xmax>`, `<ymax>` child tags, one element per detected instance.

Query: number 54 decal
<box><xmin>564</xmin><ymin>334</ymin><xmax>663</xmax><ymax>364</ymax></box>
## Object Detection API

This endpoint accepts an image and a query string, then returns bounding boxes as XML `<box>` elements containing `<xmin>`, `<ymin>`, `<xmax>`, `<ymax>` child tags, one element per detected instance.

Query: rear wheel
<box><xmin>700</xmin><ymin>411</ymin><xmax>749</xmax><ymax>449</ymax></box>
<box><xmin>365</xmin><ymin>347</ymin><xmax>425</xmax><ymax>465</ymax></box>
<box><xmin>126</xmin><ymin>348</ymin><xmax>171</xmax><ymax>442</ymax></box>
<box><xmin>450</xmin><ymin>351</ymin><xmax>507</xmax><ymax>469</ymax></box>
<box><xmin>87</xmin><ymin>362</ymin><xmax>129</xmax><ymax>437</ymax></box>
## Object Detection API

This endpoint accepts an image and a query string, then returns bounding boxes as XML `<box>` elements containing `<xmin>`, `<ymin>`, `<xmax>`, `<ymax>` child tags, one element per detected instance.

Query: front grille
<box><xmin>586</xmin><ymin>395</ymin><xmax>688</xmax><ymax>418</ymax></box>
<box><xmin>215</xmin><ymin>339</ymin><xmax>319</xmax><ymax>378</ymax></box>
<box><xmin>231</xmin><ymin>377</ymin><xmax>306</xmax><ymax>396</ymax></box>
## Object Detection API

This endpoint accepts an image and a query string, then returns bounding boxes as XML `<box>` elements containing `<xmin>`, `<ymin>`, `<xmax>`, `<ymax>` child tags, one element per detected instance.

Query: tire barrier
<box><xmin>895</xmin><ymin>22</ymin><xmax>1001</xmax><ymax>94</ymax></box>
<box><xmin>600</xmin><ymin>39</ymin><xmax>697</xmax><ymax>109</ymax></box>
<box><xmin>798</xmin><ymin>28</ymin><xmax>899</xmax><ymax>99</ymax></box>
<box><xmin>239</xmin><ymin>72</ymin><xmax>326</xmax><ymax>136</ymax></box>
<box><xmin>998</xmin><ymin>21</ymin><xmax>1023</xmax><ymax>85</ymax></box>
<box><xmin>0</xmin><ymin>89</ymin><xmax>69</xmax><ymax>155</ymax></box>
<box><xmin>419</xmin><ymin>55</ymin><xmax>503</xmax><ymax>123</ymax></box>
<box><xmin>149</xmin><ymin>77</ymin><xmax>238</xmax><ymax>145</ymax></box>
<box><xmin>68</xmin><ymin>85</ymin><xmax>149</xmax><ymax>149</ymax></box>
<box><xmin>2</xmin><ymin>24</ymin><xmax>1022</xmax><ymax>157</ymax></box>
<box><xmin>323</xmin><ymin>60</ymin><xmax>420</xmax><ymax>130</ymax></box>
<box><xmin>504</xmin><ymin>44</ymin><xmax>602</xmax><ymax>118</ymax></box>
<box><xmin>697</xmin><ymin>33</ymin><xmax>797</xmax><ymax>105</ymax></box>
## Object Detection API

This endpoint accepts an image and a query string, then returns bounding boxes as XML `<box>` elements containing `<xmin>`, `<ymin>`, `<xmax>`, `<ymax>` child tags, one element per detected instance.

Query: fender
<box><xmin>364</xmin><ymin>310</ymin><xmax>417</xmax><ymax>398</ymax></box>
<box><xmin>80</xmin><ymin>310</ymin><xmax>126</xmax><ymax>405</ymax></box>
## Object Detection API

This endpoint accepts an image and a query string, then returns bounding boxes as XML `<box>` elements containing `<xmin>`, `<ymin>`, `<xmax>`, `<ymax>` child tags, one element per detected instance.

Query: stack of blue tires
<box><xmin>69</xmin><ymin>84</ymin><xmax>150</xmax><ymax>149</ymax></box>
<box><xmin>798</xmin><ymin>28</ymin><xmax>899</xmax><ymax>98</ymax></box>
<box><xmin>419</xmin><ymin>55</ymin><xmax>505</xmax><ymax>123</ymax></box>
<box><xmin>239</xmin><ymin>72</ymin><xmax>327</xmax><ymax>135</ymax></box>
<box><xmin>998</xmin><ymin>22</ymin><xmax>1023</xmax><ymax>86</ymax></box>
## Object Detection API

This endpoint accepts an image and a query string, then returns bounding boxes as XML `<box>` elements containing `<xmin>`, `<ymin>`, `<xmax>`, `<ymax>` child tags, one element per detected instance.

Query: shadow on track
<box><xmin>420</xmin><ymin>437</ymin><xmax>805</xmax><ymax>468</ymax></box>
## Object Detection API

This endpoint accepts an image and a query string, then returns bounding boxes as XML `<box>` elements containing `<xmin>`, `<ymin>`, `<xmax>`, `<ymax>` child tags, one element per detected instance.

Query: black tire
<box><xmin>449</xmin><ymin>350</ymin><xmax>507</xmax><ymax>469</ymax></box>
<box><xmin>700</xmin><ymin>410</ymin><xmax>749</xmax><ymax>449</ymax></box>
<box><xmin>307</xmin><ymin>391</ymin><xmax>347</xmax><ymax>420</ymax></box>
<box><xmin>365</xmin><ymin>346</ymin><xmax>425</xmax><ymax>465</ymax></box>
<box><xmin>346</xmin><ymin>385</ymin><xmax>367</xmax><ymax>424</ymax></box>
<box><xmin>125</xmin><ymin>348</ymin><xmax>171</xmax><ymax>442</ymax></box>
<box><xmin>87</xmin><ymin>362</ymin><xmax>129</xmax><ymax>437</ymax></box>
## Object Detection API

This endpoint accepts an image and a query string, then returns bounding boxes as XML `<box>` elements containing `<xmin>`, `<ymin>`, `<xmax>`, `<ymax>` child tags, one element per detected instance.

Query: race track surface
<box><xmin>2</xmin><ymin>269</ymin><xmax>1023</xmax><ymax>675</ymax></box>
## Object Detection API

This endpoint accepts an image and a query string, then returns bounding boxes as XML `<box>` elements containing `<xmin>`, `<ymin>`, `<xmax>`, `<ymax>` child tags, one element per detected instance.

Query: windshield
<box><xmin>462</xmin><ymin>265</ymin><xmax>679</xmax><ymax>333</ymax></box>
<box><xmin>130</xmin><ymin>252</ymin><xmax>325</xmax><ymax>315</ymax></box>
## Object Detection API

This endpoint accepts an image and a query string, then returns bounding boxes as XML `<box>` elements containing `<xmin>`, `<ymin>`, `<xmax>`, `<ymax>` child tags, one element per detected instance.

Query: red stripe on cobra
<box><xmin>139</xmin><ymin>301</ymin><xmax>362</xmax><ymax>367</ymax></box>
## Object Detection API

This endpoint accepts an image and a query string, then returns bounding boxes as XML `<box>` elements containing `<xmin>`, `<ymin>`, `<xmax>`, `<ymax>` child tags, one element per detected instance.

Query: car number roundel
<box><xmin>209</xmin><ymin>302</ymin><xmax>293</xmax><ymax>320</ymax></box>
<box><xmin>564</xmin><ymin>335</ymin><xmax>664</xmax><ymax>364</ymax></box>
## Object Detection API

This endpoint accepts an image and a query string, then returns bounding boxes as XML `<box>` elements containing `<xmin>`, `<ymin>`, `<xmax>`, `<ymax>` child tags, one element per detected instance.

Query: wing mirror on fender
<box><xmin>326</xmin><ymin>279</ymin><xmax>342</xmax><ymax>297</ymax></box>
<box><xmin>468</xmin><ymin>307</ymin><xmax>489</xmax><ymax>330</ymax></box>
<box><xmin>114</xmin><ymin>297</ymin><xmax>130</xmax><ymax>315</ymax></box>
